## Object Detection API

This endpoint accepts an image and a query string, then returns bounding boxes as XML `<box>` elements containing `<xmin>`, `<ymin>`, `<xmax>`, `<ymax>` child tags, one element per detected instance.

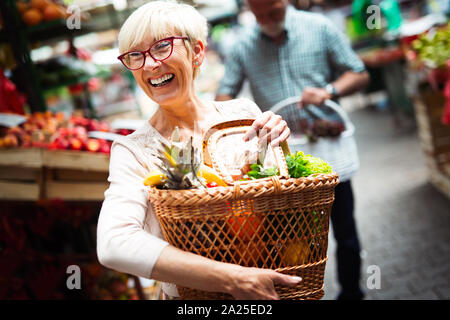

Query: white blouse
<box><xmin>96</xmin><ymin>98</ymin><xmax>262</xmax><ymax>297</ymax></box>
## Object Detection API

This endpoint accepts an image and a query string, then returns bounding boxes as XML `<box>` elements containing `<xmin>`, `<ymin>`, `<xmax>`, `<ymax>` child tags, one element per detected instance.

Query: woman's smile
<box><xmin>148</xmin><ymin>73</ymin><xmax>175</xmax><ymax>88</ymax></box>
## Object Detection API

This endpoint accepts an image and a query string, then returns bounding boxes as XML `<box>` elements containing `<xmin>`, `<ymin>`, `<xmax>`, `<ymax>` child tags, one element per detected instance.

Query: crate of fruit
<box><xmin>0</xmin><ymin>111</ymin><xmax>125</xmax><ymax>201</ymax></box>
<box><xmin>146</xmin><ymin>119</ymin><xmax>339</xmax><ymax>300</ymax></box>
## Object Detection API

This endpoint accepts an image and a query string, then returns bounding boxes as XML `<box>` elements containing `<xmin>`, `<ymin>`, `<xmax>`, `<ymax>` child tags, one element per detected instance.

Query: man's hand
<box><xmin>298</xmin><ymin>71</ymin><xmax>370</xmax><ymax>109</ymax></box>
<box><xmin>298</xmin><ymin>87</ymin><xmax>332</xmax><ymax>108</ymax></box>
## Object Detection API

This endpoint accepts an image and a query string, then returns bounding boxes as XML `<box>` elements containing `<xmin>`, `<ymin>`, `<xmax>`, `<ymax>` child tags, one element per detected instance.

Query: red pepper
<box><xmin>206</xmin><ymin>181</ymin><xmax>219</xmax><ymax>188</ymax></box>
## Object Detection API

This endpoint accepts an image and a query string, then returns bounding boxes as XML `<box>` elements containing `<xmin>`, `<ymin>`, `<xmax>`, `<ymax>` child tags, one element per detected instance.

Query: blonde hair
<box><xmin>118</xmin><ymin>1</ymin><xmax>208</xmax><ymax>77</ymax></box>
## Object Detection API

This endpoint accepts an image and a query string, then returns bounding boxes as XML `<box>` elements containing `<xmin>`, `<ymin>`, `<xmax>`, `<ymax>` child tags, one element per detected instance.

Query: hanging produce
<box><xmin>18</xmin><ymin>0</ymin><xmax>68</xmax><ymax>26</ymax></box>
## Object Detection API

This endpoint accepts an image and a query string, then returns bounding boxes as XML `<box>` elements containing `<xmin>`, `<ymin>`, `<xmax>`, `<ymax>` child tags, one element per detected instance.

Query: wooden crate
<box><xmin>426</xmin><ymin>156</ymin><xmax>450</xmax><ymax>199</ymax></box>
<box><xmin>43</xmin><ymin>150</ymin><xmax>110</xmax><ymax>201</ymax></box>
<box><xmin>0</xmin><ymin>148</ymin><xmax>44</xmax><ymax>201</ymax></box>
<box><xmin>43</xmin><ymin>150</ymin><xmax>109</xmax><ymax>172</ymax></box>
<box><xmin>413</xmin><ymin>90</ymin><xmax>450</xmax><ymax>157</ymax></box>
<box><xmin>413</xmin><ymin>88</ymin><xmax>450</xmax><ymax>199</ymax></box>
<box><xmin>0</xmin><ymin>148</ymin><xmax>43</xmax><ymax>168</ymax></box>
<box><xmin>0</xmin><ymin>149</ymin><xmax>110</xmax><ymax>201</ymax></box>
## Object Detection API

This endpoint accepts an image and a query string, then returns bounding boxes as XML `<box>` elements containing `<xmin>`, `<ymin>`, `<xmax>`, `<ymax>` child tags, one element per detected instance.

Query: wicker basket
<box><xmin>271</xmin><ymin>97</ymin><xmax>359</xmax><ymax>182</ymax></box>
<box><xmin>148</xmin><ymin>120</ymin><xmax>339</xmax><ymax>300</ymax></box>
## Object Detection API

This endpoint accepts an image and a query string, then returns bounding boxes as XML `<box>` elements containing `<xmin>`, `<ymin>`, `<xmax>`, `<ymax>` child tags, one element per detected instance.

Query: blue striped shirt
<box><xmin>217</xmin><ymin>6</ymin><xmax>366</xmax><ymax>112</ymax></box>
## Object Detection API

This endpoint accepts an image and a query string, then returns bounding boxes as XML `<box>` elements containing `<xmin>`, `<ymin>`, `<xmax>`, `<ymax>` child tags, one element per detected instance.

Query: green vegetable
<box><xmin>286</xmin><ymin>151</ymin><xmax>332</xmax><ymax>178</ymax></box>
<box><xmin>246</xmin><ymin>163</ymin><xmax>279</xmax><ymax>179</ymax></box>
<box><xmin>412</xmin><ymin>23</ymin><xmax>450</xmax><ymax>69</ymax></box>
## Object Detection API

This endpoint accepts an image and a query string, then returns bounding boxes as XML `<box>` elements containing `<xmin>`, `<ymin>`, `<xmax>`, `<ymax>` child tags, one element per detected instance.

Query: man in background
<box><xmin>216</xmin><ymin>0</ymin><xmax>370</xmax><ymax>300</ymax></box>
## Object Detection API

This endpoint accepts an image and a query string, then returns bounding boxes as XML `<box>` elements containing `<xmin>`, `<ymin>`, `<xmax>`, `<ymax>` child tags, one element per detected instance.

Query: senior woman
<box><xmin>97</xmin><ymin>0</ymin><xmax>299</xmax><ymax>300</ymax></box>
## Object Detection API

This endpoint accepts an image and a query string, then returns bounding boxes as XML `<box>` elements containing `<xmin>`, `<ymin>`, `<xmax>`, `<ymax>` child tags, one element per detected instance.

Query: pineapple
<box><xmin>150</xmin><ymin>127</ymin><xmax>205</xmax><ymax>190</ymax></box>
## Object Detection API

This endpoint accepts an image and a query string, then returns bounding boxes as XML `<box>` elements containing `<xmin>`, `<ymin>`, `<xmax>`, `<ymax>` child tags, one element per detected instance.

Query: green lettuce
<box><xmin>286</xmin><ymin>151</ymin><xmax>332</xmax><ymax>178</ymax></box>
<box><xmin>247</xmin><ymin>163</ymin><xmax>279</xmax><ymax>179</ymax></box>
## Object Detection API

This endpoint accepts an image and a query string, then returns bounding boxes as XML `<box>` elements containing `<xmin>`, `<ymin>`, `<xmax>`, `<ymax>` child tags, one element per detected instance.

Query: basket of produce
<box><xmin>271</xmin><ymin>97</ymin><xmax>359</xmax><ymax>182</ymax></box>
<box><xmin>146</xmin><ymin>119</ymin><xmax>339</xmax><ymax>300</ymax></box>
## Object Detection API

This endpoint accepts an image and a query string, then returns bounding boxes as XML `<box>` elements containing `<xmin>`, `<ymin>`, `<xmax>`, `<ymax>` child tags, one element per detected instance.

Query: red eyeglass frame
<box><xmin>117</xmin><ymin>36</ymin><xmax>189</xmax><ymax>70</ymax></box>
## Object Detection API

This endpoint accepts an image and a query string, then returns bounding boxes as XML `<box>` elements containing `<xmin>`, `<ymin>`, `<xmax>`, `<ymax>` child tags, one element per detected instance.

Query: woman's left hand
<box><xmin>243</xmin><ymin>111</ymin><xmax>290</xmax><ymax>147</ymax></box>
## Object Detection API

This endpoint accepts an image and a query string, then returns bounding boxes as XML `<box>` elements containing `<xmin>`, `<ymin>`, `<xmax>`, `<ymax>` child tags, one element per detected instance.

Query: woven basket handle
<box><xmin>203</xmin><ymin>119</ymin><xmax>290</xmax><ymax>185</ymax></box>
<box><xmin>202</xmin><ymin>119</ymin><xmax>255</xmax><ymax>168</ymax></box>
<box><xmin>322</xmin><ymin>100</ymin><xmax>355</xmax><ymax>137</ymax></box>
<box><xmin>270</xmin><ymin>175</ymin><xmax>282</xmax><ymax>195</ymax></box>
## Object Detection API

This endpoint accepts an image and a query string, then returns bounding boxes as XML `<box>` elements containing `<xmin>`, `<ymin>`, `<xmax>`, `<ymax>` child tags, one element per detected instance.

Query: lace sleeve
<box><xmin>217</xmin><ymin>98</ymin><xmax>263</xmax><ymax>120</ymax></box>
<box><xmin>119</xmin><ymin>122</ymin><xmax>169</xmax><ymax>173</ymax></box>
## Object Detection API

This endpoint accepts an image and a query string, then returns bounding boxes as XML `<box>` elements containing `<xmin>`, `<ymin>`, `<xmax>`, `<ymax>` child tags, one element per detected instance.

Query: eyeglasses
<box><xmin>118</xmin><ymin>36</ymin><xmax>189</xmax><ymax>70</ymax></box>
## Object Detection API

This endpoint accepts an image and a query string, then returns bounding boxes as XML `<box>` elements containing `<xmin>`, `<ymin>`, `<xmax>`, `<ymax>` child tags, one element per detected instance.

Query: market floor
<box><xmin>322</xmin><ymin>105</ymin><xmax>450</xmax><ymax>300</ymax></box>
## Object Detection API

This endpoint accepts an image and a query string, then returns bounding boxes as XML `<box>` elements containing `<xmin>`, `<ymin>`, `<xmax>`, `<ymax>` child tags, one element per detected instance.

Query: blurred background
<box><xmin>0</xmin><ymin>0</ymin><xmax>449</xmax><ymax>300</ymax></box>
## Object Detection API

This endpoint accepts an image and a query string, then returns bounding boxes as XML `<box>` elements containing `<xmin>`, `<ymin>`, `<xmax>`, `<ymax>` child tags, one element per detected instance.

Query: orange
<box><xmin>43</xmin><ymin>4</ymin><xmax>66</xmax><ymax>21</ymax></box>
<box><xmin>22</xmin><ymin>8</ymin><xmax>43</xmax><ymax>26</ymax></box>
<box><xmin>16</xmin><ymin>1</ymin><xmax>29</xmax><ymax>14</ymax></box>
<box><xmin>30</xmin><ymin>0</ymin><xmax>50</xmax><ymax>11</ymax></box>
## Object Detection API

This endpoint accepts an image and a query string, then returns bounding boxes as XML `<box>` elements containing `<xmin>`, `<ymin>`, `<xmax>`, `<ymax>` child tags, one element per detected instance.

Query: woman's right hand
<box><xmin>151</xmin><ymin>245</ymin><xmax>301</xmax><ymax>300</ymax></box>
<box><xmin>226</xmin><ymin>265</ymin><xmax>302</xmax><ymax>300</ymax></box>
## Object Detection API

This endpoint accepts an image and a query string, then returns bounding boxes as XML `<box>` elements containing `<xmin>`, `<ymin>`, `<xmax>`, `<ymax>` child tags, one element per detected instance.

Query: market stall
<box><xmin>0</xmin><ymin>0</ymin><xmax>150</xmax><ymax>299</ymax></box>
<box><xmin>405</xmin><ymin>22</ymin><xmax>450</xmax><ymax>198</ymax></box>
<box><xmin>347</xmin><ymin>0</ymin><xmax>448</xmax><ymax>121</ymax></box>
<box><xmin>0</xmin><ymin>148</ymin><xmax>109</xmax><ymax>201</ymax></box>
<box><xmin>0</xmin><ymin>110</ymin><xmax>163</xmax><ymax>299</ymax></box>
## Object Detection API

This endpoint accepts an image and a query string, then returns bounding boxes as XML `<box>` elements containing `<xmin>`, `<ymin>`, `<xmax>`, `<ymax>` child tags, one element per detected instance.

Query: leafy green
<box><xmin>246</xmin><ymin>163</ymin><xmax>279</xmax><ymax>179</ymax></box>
<box><xmin>286</xmin><ymin>151</ymin><xmax>332</xmax><ymax>178</ymax></box>
<box><xmin>412</xmin><ymin>23</ymin><xmax>450</xmax><ymax>69</ymax></box>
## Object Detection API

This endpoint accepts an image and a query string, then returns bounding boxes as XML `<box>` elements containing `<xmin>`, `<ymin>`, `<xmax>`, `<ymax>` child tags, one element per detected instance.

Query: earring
<box><xmin>195</xmin><ymin>61</ymin><xmax>199</xmax><ymax>66</ymax></box>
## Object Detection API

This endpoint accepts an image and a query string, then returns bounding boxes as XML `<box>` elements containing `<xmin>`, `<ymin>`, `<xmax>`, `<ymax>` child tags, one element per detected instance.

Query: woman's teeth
<box><xmin>149</xmin><ymin>74</ymin><xmax>174</xmax><ymax>87</ymax></box>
